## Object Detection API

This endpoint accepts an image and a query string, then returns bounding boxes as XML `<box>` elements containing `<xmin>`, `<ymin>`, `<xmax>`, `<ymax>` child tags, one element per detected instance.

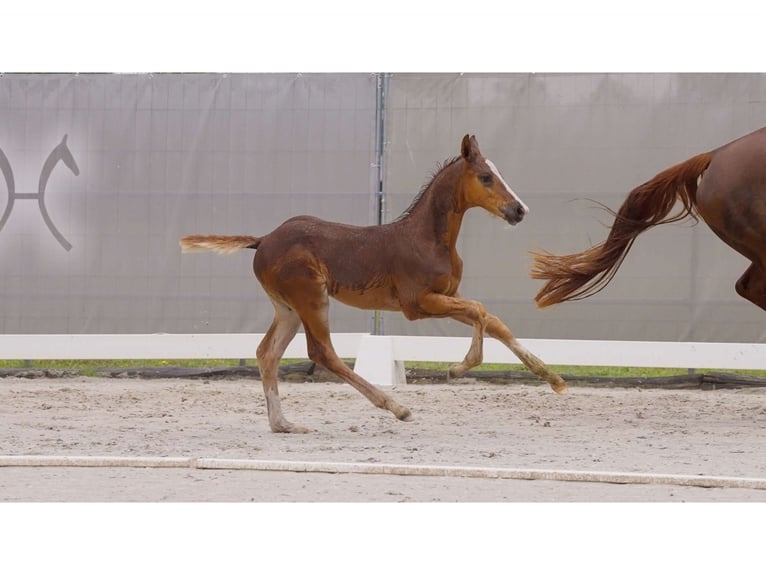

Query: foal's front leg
<box><xmin>485</xmin><ymin>314</ymin><xmax>566</xmax><ymax>393</ymax></box>
<box><xmin>416</xmin><ymin>293</ymin><xmax>489</xmax><ymax>379</ymax></box>
<box><xmin>447</xmin><ymin>310</ymin><xmax>486</xmax><ymax>379</ymax></box>
<box><xmin>418</xmin><ymin>292</ymin><xmax>568</xmax><ymax>393</ymax></box>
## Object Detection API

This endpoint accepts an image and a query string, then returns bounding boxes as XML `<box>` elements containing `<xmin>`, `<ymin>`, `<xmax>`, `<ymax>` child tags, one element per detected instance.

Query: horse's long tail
<box><xmin>530</xmin><ymin>152</ymin><xmax>713</xmax><ymax>308</ymax></box>
<box><xmin>179</xmin><ymin>234</ymin><xmax>261</xmax><ymax>254</ymax></box>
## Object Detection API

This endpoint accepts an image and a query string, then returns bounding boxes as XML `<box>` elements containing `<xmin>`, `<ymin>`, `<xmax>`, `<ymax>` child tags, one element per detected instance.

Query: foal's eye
<box><xmin>478</xmin><ymin>173</ymin><xmax>493</xmax><ymax>186</ymax></box>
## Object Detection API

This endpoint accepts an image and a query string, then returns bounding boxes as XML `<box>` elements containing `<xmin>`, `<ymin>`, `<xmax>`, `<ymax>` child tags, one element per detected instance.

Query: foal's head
<box><xmin>458</xmin><ymin>134</ymin><xmax>528</xmax><ymax>225</ymax></box>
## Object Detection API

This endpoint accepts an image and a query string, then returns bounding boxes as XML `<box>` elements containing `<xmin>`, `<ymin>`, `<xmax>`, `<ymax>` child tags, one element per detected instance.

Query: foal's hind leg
<box><xmin>256</xmin><ymin>299</ymin><xmax>307</xmax><ymax>433</ymax></box>
<box><xmin>292</xmin><ymin>288</ymin><xmax>412</xmax><ymax>422</ymax></box>
<box><xmin>304</xmin><ymin>330</ymin><xmax>413</xmax><ymax>422</ymax></box>
<box><xmin>735</xmin><ymin>263</ymin><xmax>766</xmax><ymax>311</ymax></box>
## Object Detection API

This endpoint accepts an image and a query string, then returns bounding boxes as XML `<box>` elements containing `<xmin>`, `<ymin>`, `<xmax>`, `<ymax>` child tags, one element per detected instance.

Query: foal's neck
<box><xmin>394</xmin><ymin>162</ymin><xmax>467</xmax><ymax>249</ymax></box>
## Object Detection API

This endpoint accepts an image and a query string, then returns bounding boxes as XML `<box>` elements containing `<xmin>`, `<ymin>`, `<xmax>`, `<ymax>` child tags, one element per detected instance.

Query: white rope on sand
<box><xmin>1</xmin><ymin>455</ymin><xmax>765</xmax><ymax>491</ymax></box>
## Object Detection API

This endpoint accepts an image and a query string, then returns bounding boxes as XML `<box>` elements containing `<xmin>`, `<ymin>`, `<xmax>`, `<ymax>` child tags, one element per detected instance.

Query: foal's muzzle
<box><xmin>503</xmin><ymin>202</ymin><xmax>528</xmax><ymax>225</ymax></box>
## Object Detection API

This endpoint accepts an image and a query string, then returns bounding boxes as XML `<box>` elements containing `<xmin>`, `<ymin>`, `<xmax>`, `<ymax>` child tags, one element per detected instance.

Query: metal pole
<box><xmin>688</xmin><ymin>221</ymin><xmax>699</xmax><ymax>375</ymax></box>
<box><xmin>372</xmin><ymin>72</ymin><xmax>390</xmax><ymax>336</ymax></box>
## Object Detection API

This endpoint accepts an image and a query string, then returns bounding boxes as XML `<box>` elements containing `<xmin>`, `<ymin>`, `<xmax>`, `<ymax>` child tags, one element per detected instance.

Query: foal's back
<box><xmin>253</xmin><ymin>215</ymin><xmax>409</xmax><ymax>311</ymax></box>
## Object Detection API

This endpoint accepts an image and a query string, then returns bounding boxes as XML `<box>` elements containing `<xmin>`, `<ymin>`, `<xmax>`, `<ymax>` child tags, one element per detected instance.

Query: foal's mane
<box><xmin>392</xmin><ymin>156</ymin><xmax>462</xmax><ymax>222</ymax></box>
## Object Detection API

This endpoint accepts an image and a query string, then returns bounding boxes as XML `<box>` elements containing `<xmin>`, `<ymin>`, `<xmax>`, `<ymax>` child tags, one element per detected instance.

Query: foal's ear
<box><xmin>461</xmin><ymin>134</ymin><xmax>479</xmax><ymax>163</ymax></box>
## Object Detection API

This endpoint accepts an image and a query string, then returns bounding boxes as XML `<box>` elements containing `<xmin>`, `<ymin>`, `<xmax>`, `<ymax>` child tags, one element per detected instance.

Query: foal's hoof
<box><xmin>394</xmin><ymin>405</ymin><xmax>413</xmax><ymax>422</ymax></box>
<box><xmin>550</xmin><ymin>378</ymin><xmax>568</xmax><ymax>394</ymax></box>
<box><xmin>271</xmin><ymin>422</ymin><xmax>311</xmax><ymax>434</ymax></box>
<box><xmin>447</xmin><ymin>363</ymin><xmax>468</xmax><ymax>380</ymax></box>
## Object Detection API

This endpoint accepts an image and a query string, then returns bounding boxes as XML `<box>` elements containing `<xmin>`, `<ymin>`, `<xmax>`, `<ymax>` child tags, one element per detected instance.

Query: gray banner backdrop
<box><xmin>381</xmin><ymin>73</ymin><xmax>766</xmax><ymax>343</ymax></box>
<box><xmin>0</xmin><ymin>73</ymin><xmax>378</xmax><ymax>335</ymax></box>
<box><xmin>2</xmin><ymin>73</ymin><xmax>765</xmax><ymax>342</ymax></box>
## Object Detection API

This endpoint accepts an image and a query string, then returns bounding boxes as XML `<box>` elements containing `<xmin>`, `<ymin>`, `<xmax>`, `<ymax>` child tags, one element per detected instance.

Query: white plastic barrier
<box><xmin>354</xmin><ymin>335</ymin><xmax>766</xmax><ymax>386</ymax></box>
<box><xmin>2</xmin><ymin>333</ymin><xmax>766</xmax><ymax>386</ymax></box>
<box><xmin>0</xmin><ymin>333</ymin><xmax>365</xmax><ymax>361</ymax></box>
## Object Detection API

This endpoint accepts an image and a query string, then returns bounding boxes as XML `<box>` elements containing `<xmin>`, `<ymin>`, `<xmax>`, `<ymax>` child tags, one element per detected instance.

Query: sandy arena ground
<box><xmin>1</xmin><ymin>376</ymin><xmax>766</xmax><ymax>502</ymax></box>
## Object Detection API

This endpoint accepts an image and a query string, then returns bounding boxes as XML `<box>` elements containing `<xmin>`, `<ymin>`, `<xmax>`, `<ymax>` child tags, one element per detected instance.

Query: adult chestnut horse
<box><xmin>181</xmin><ymin>135</ymin><xmax>567</xmax><ymax>433</ymax></box>
<box><xmin>531</xmin><ymin>126</ymin><xmax>766</xmax><ymax>310</ymax></box>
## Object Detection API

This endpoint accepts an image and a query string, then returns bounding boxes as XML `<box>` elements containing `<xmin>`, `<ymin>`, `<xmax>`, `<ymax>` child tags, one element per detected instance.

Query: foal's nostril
<box><xmin>503</xmin><ymin>203</ymin><xmax>526</xmax><ymax>225</ymax></box>
<box><xmin>510</xmin><ymin>203</ymin><xmax>526</xmax><ymax>223</ymax></box>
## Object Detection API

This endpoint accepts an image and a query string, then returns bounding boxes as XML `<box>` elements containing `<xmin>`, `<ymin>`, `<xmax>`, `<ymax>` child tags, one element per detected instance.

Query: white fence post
<box><xmin>352</xmin><ymin>334</ymin><xmax>406</xmax><ymax>387</ymax></box>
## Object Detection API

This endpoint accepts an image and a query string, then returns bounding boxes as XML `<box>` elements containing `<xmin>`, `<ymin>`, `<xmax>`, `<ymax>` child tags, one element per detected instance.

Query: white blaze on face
<box><xmin>486</xmin><ymin>159</ymin><xmax>529</xmax><ymax>215</ymax></box>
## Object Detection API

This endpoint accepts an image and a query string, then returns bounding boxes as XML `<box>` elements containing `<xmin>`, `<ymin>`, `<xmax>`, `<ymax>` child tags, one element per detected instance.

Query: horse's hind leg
<box><xmin>735</xmin><ymin>263</ymin><xmax>766</xmax><ymax>311</ymax></box>
<box><xmin>256</xmin><ymin>299</ymin><xmax>306</xmax><ymax>433</ymax></box>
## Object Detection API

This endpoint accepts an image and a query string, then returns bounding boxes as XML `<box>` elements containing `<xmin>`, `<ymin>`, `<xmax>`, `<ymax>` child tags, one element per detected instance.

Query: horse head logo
<box><xmin>0</xmin><ymin>134</ymin><xmax>79</xmax><ymax>251</ymax></box>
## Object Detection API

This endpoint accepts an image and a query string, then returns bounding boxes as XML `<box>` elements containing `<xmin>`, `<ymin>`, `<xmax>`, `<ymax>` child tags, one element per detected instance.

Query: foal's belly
<box><xmin>331</xmin><ymin>286</ymin><xmax>402</xmax><ymax>312</ymax></box>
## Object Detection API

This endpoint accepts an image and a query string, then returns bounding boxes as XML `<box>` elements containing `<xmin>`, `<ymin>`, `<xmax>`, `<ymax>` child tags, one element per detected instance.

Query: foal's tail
<box><xmin>530</xmin><ymin>152</ymin><xmax>713</xmax><ymax>308</ymax></box>
<box><xmin>179</xmin><ymin>234</ymin><xmax>261</xmax><ymax>254</ymax></box>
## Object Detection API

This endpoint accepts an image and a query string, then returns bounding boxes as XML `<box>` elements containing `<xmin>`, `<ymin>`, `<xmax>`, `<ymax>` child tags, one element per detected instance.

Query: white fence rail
<box><xmin>0</xmin><ymin>333</ymin><xmax>364</xmax><ymax>361</ymax></box>
<box><xmin>2</xmin><ymin>333</ymin><xmax>766</xmax><ymax>386</ymax></box>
